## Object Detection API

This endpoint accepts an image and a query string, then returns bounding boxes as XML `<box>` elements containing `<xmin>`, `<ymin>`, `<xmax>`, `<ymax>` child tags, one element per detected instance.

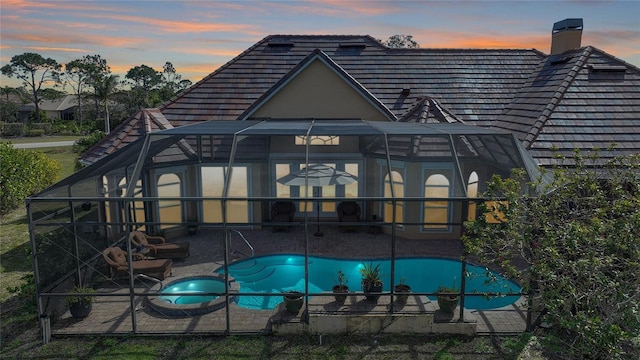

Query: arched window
<box><xmin>384</xmin><ymin>171</ymin><xmax>404</xmax><ymax>224</ymax></box>
<box><xmin>424</xmin><ymin>174</ymin><xmax>450</xmax><ymax>229</ymax></box>
<box><xmin>467</xmin><ymin>171</ymin><xmax>479</xmax><ymax>220</ymax></box>
<box><xmin>157</xmin><ymin>173</ymin><xmax>182</xmax><ymax>229</ymax></box>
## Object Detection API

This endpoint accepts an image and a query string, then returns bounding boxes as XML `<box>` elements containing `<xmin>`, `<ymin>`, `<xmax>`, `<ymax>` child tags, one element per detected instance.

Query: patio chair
<box><xmin>129</xmin><ymin>231</ymin><xmax>190</xmax><ymax>259</ymax></box>
<box><xmin>271</xmin><ymin>201</ymin><xmax>296</xmax><ymax>232</ymax></box>
<box><xmin>102</xmin><ymin>247</ymin><xmax>172</xmax><ymax>280</ymax></box>
<box><xmin>337</xmin><ymin>201</ymin><xmax>361</xmax><ymax>232</ymax></box>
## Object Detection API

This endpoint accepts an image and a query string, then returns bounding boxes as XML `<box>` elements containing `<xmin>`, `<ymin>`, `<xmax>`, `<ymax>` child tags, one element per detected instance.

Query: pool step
<box><xmin>231</xmin><ymin>267</ymin><xmax>277</xmax><ymax>283</ymax></box>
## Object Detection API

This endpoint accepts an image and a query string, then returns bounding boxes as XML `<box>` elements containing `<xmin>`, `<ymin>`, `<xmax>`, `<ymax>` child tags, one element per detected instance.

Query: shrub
<box><xmin>464</xmin><ymin>152</ymin><xmax>640</xmax><ymax>359</ymax></box>
<box><xmin>25</xmin><ymin>129</ymin><xmax>45</xmax><ymax>137</ymax></box>
<box><xmin>0</xmin><ymin>143</ymin><xmax>61</xmax><ymax>214</ymax></box>
<box><xmin>72</xmin><ymin>130</ymin><xmax>105</xmax><ymax>155</ymax></box>
<box><xmin>52</xmin><ymin>120</ymin><xmax>80</xmax><ymax>135</ymax></box>
<box><xmin>1</xmin><ymin>122</ymin><xmax>24</xmax><ymax>137</ymax></box>
<box><xmin>30</xmin><ymin>122</ymin><xmax>52</xmax><ymax>134</ymax></box>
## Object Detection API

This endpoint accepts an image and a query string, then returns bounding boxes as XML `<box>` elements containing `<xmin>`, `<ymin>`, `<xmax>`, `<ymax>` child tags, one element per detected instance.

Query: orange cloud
<box><xmin>412</xmin><ymin>29</ymin><xmax>550</xmax><ymax>51</ymax></box>
<box><xmin>26</xmin><ymin>46</ymin><xmax>89</xmax><ymax>53</ymax></box>
<box><xmin>1</xmin><ymin>0</ymin><xmax>119</xmax><ymax>12</ymax></box>
<box><xmin>86</xmin><ymin>13</ymin><xmax>261</xmax><ymax>35</ymax></box>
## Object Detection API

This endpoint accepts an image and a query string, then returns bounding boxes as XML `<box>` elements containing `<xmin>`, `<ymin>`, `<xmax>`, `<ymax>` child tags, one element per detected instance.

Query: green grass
<box><xmin>1</xmin><ymin>333</ymin><xmax>532</xmax><ymax>359</ymax></box>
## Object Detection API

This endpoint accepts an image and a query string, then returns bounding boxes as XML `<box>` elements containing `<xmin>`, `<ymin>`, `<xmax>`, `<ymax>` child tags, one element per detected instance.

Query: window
<box><xmin>424</xmin><ymin>174</ymin><xmax>450</xmax><ymax>229</ymax></box>
<box><xmin>467</xmin><ymin>171</ymin><xmax>478</xmax><ymax>220</ymax></box>
<box><xmin>384</xmin><ymin>171</ymin><xmax>404</xmax><ymax>224</ymax></box>
<box><xmin>157</xmin><ymin>173</ymin><xmax>182</xmax><ymax>229</ymax></box>
<box><xmin>295</xmin><ymin>135</ymin><xmax>340</xmax><ymax>145</ymax></box>
<box><xmin>118</xmin><ymin>178</ymin><xmax>145</xmax><ymax>229</ymax></box>
<box><xmin>201</xmin><ymin>166</ymin><xmax>248</xmax><ymax>223</ymax></box>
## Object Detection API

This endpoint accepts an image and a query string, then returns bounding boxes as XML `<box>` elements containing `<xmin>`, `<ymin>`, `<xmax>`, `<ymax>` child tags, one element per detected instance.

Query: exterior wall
<box><xmin>252</xmin><ymin>60</ymin><xmax>389</xmax><ymax>121</ymax></box>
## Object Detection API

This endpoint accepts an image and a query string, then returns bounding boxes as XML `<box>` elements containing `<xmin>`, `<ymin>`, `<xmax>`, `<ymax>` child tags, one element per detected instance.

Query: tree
<box><xmin>125</xmin><ymin>64</ymin><xmax>162</xmax><ymax>109</ymax></box>
<box><xmin>382</xmin><ymin>35</ymin><xmax>419</xmax><ymax>49</ymax></box>
<box><xmin>65</xmin><ymin>55</ymin><xmax>109</xmax><ymax>127</ymax></box>
<box><xmin>157</xmin><ymin>62</ymin><xmax>192</xmax><ymax>102</ymax></box>
<box><xmin>93</xmin><ymin>74</ymin><xmax>119</xmax><ymax>133</ymax></box>
<box><xmin>1</xmin><ymin>53</ymin><xmax>61</xmax><ymax>123</ymax></box>
<box><xmin>464</xmin><ymin>152</ymin><xmax>640</xmax><ymax>359</ymax></box>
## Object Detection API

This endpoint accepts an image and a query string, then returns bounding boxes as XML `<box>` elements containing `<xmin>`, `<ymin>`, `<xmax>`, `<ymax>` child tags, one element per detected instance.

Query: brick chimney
<box><xmin>551</xmin><ymin>18</ymin><xmax>583</xmax><ymax>55</ymax></box>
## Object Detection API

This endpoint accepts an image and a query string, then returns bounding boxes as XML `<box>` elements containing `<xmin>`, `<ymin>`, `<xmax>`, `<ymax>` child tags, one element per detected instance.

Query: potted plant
<box><xmin>283</xmin><ymin>291</ymin><xmax>304</xmax><ymax>314</ymax></box>
<box><xmin>332</xmin><ymin>269</ymin><xmax>349</xmax><ymax>303</ymax></box>
<box><xmin>186</xmin><ymin>217</ymin><xmax>199</xmax><ymax>236</ymax></box>
<box><xmin>436</xmin><ymin>280</ymin><xmax>459</xmax><ymax>314</ymax></box>
<box><xmin>359</xmin><ymin>262</ymin><xmax>383</xmax><ymax>302</ymax></box>
<box><xmin>394</xmin><ymin>276</ymin><xmax>411</xmax><ymax>305</ymax></box>
<box><xmin>66</xmin><ymin>286</ymin><xmax>96</xmax><ymax>318</ymax></box>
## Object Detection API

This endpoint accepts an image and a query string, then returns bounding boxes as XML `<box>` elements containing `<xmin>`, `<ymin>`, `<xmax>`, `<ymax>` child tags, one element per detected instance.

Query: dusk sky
<box><xmin>1</xmin><ymin>0</ymin><xmax>639</xmax><ymax>88</ymax></box>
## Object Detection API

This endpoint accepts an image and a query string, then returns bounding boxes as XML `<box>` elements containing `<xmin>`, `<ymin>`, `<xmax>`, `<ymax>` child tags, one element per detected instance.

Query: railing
<box><xmin>135</xmin><ymin>273</ymin><xmax>163</xmax><ymax>290</ymax></box>
<box><xmin>231</xmin><ymin>229</ymin><xmax>255</xmax><ymax>257</ymax></box>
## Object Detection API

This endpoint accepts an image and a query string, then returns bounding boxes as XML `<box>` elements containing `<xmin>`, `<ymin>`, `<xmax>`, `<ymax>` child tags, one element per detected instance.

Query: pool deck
<box><xmin>51</xmin><ymin>227</ymin><xmax>528</xmax><ymax>336</ymax></box>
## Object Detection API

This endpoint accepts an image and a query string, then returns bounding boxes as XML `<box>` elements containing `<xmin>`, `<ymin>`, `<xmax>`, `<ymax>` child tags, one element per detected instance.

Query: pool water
<box><xmin>159</xmin><ymin>278</ymin><xmax>225</xmax><ymax>305</ymax></box>
<box><xmin>216</xmin><ymin>255</ymin><xmax>521</xmax><ymax>310</ymax></box>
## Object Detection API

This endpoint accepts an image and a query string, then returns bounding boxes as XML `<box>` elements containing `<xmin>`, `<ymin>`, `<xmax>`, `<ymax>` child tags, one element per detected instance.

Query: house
<box><xmin>27</xmin><ymin>18</ymin><xmax>639</xmax><ymax>338</ymax></box>
<box><xmin>39</xmin><ymin>94</ymin><xmax>78</xmax><ymax>121</ymax></box>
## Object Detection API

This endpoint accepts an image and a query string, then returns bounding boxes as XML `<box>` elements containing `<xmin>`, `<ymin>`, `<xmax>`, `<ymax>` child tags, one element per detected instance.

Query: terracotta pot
<box><xmin>69</xmin><ymin>301</ymin><xmax>92</xmax><ymax>318</ymax></box>
<box><xmin>283</xmin><ymin>291</ymin><xmax>304</xmax><ymax>314</ymax></box>
<box><xmin>394</xmin><ymin>284</ymin><xmax>411</xmax><ymax>304</ymax></box>
<box><xmin>332</xmin><ymin>284</ymin><xmax>349</xmax><ymax>303</ymax></box>
<box><xmin>437</xmin><ymin>295</ymin><xmax>459</xmax><ymax>313</ymax></box>
<box><xmin>363</xmin><ymin>282</ymin><xmax>383</xmax><ymax>302</ymax></box>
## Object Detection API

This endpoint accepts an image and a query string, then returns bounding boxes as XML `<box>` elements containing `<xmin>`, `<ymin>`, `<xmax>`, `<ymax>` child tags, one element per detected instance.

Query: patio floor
<box><xmin>51</xmin><ymin>226</ymin><xmax>528</xmax><ymax>335</ymax></box>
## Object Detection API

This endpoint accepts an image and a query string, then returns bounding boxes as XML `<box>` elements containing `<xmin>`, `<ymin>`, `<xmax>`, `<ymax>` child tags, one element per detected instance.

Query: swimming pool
<box><xmin>215</xmin><ymin>255</ymin><xmax>521</xmax><ymax>310</ymax></box>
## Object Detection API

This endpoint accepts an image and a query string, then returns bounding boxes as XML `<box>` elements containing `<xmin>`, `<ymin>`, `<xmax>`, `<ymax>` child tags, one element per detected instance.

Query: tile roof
<box><xmin>81</xmin><ymin>108</ymin><xmax>174</xmax><ymax>165</ymax></box>
<box><xmin>492</xmin><ymin>46</ymin><xmax>640</xmax><ymax>165</ymax></box>
<box><xmin>159</xmin><ymin>35</ymin><xmax>544</xmax><ymax>127</ymax></box>
<box><xmin>83</xmin><ymin>35</ymin><xmax>639</xmax><ymax>167</ymax></box>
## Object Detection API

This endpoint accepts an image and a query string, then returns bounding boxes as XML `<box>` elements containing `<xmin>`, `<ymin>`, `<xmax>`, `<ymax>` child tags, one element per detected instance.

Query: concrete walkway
<box><xmin>11</xmin><ymin>140</ymin><xmax>75</xmax><ymax>149</ymax></box>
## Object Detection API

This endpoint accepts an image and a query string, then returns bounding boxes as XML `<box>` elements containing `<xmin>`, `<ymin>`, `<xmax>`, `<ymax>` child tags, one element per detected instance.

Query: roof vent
<box><xmin>550</xmin><ymin>18</ymin><xmax>583</xmax><ymax>55</ymax></box>
<box><xmin>588</xmin><ymin>65</ymin><xmax>627</xmax><ymax>73</ymax></box>
<box><xmin>338</xmin><ymin>42</ymin><xmax>367</xmax><ymax>49</ymax></box>
<box><xmin>267</xmin><ymin>40</ymin><xmax>294</xmax><ymax>47</ymax></box>
<box><xmin>401</xmin><ymin>88</ymin><xmax>411</xmax><ymax>96</ymax></box>
<box><xmin>550</xmin><ymin>55</ymin><xmax>573</xmax><ymax>65</ymax></box>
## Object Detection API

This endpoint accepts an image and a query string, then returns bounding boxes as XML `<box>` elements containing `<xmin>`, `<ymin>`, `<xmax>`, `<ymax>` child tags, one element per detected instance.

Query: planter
<box><xmin>363</xmin><ymin>282</ymin><xmax>383</xmax><ymax>302</ymax></box>
<box><xmin>437</xmin><ymin>295</ymin><xmax>459</xmax><ymax>313</ymax></box>
<box><xmin>394</xmin><ymin>284</ymin><xmax>411</xmax><ymax>305</ymax></box>
<box><xmin>283</xmin><ymin>291</ymin><xmax>304</xmax><ymax>314</ymax></box>
<box><xmin>69</xmin><ymin>301</ymin><xmax>92</xmax><ymax>318</ymax></box>
<box><xmin>332</xmin><ymin>284</ymin><xmax>349</xmax><ymax>303</ymax></box>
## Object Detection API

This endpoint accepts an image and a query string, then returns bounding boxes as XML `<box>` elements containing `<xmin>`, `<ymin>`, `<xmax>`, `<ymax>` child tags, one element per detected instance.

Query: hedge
<box><xmin>0</xmin><ymin>143</ymin><xmax>61</xmax><ymax>215</ymax></box>
<box><xmin>0</xmin><ymin>123</ymin><xmax>24</xmax><ymax>137</ymax></box>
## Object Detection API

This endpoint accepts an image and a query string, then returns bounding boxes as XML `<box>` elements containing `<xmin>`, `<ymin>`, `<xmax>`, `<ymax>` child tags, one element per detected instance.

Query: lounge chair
<box><xmin>129</xmin><ymin>231</ymin><xmax>190</xmax><ymax>259</ymax></box>
<box><xmin>271</xmin><ymin>201</ymin><xmax>296</xmax><ymax>232</ymax></box>
<box><xmin>337</xmin><ymin>201</ymin><xmax>361</xmax><ymax>232</ymax></box>
<box><xmin>102</xmin><ymin>246</ymin><xmax>172</xmax><ymax>280</ymax></box>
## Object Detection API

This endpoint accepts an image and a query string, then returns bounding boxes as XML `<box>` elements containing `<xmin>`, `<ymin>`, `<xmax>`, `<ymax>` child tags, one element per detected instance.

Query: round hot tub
<box><xmin>146</xmin><ymin>275</ymin><xmax>238</xmax><ymax>316</ymax></box>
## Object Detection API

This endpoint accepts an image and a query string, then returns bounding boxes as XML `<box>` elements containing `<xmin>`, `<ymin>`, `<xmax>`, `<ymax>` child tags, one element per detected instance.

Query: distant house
<box><xmin>39</xmin><ymin>95</ymin><xmax>78</xmax><ymax>121</ymax></box>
